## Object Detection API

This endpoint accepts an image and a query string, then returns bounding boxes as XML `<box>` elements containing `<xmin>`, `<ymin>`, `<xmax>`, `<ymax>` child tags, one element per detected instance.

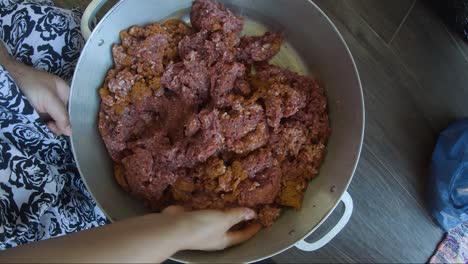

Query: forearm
<box><xmin>0</xmin><ymin>214</ymin><xmax>185</xmax><ymax>263</ymax></box>
<box><xmin>0</xmin><ymin>41</ymin><xmax>10</xmax><ymax>61</ymax></box>
<box><xmin>0</xmin><ymin>42</ymin><xmax>28</xmax><ymax>80</ymax></box>
<box><xmin>0</xmin><ymin>42</ymin><xmax>15</xmax><ymax>67</ymax></box>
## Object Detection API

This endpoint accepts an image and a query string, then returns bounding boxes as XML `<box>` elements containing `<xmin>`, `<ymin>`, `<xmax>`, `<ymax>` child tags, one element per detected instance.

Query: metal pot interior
<box><xmin>69</xmin><ymin>0</ymin><xmax>364</xmax><ymax>262</ymax></box>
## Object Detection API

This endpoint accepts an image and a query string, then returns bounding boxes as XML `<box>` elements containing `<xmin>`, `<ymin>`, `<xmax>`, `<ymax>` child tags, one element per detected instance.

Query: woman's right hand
<box><xmin>0</xmin><ymin>42</ymin><xmax>72</xmax><ymax>136</ymax></box>
<box><xmin>163</xmin><ymin>206</ymin><xmax>262</xmax><ymax>251</ymax></box>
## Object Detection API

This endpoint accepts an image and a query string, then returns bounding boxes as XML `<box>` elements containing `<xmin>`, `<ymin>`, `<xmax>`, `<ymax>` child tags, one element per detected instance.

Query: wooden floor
<box><xmin>52</xmin><ymin>0</ymin><xmax>468</xmax><ymax>262</ymax></box>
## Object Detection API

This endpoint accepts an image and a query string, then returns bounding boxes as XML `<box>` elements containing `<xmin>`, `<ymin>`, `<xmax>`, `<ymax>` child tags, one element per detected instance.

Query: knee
<box><xmin>0</xmin><ymin>2</ymin><xmax>84</xmax><ymax>79</ymax></box>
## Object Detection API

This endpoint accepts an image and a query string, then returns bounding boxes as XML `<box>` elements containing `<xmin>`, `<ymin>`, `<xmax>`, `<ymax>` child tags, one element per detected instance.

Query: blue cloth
<box><xmin>429</xmin><ymin>119</ymin><xmax>468</xmax><ymax>231</ymax></box>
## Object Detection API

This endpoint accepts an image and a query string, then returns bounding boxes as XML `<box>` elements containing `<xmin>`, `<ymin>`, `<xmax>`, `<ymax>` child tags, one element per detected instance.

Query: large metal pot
<box><xmin>69</xmin><ymin>0</ymin><xmax>364</xmax><ymax>263</ymax></box>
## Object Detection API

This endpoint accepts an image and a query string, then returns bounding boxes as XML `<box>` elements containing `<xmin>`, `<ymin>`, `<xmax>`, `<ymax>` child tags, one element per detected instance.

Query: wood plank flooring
<box><xmin>347</xmin><ymin>0</ymin><xmax>416</xmax><ymax>43</ymax></box>
<box><xmin>390</xmin><ymin>1</ymin><xmax>468</xmax><ymax>133</ymax></box>
<box><xmin>51</xmin><ymin>0</ymin><xmax>468</xmax><ymax>262</ymax></box>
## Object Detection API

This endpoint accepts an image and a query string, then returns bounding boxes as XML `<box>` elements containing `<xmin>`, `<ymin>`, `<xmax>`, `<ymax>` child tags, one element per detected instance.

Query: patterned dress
<box><xmin>0</xmin><ymin>0</ymin><xmax>107</xmax><ymax>250</ymax></box>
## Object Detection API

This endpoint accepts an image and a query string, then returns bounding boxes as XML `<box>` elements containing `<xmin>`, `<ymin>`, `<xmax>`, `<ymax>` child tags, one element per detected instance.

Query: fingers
<box><xmin>224</xmin><ymin>208</ymin><xmax>257</xmax><ymax>226</ymax></box>
<box><xmin>162</xmin><ymin>205</ymin><xmax>186</xmax><ymax>215</ymax></box>
<box><xmin>226</xmin><ymin>223</ymin><xmax>262</xmax><ymax>248</ymax></box>
<box><xmin>46</xmin><ymin>94</ymin><xmax>72</xmax><ymax>136</ymax></box>
<box><xmin>46</xmin><ymin>121</ymin><xmax>60</xmax><ymax>135</ymax></box>
<box><xmin>54</xmin><ymin>77</ymin><xmax>71</xmax><ymax>106</ymax></box>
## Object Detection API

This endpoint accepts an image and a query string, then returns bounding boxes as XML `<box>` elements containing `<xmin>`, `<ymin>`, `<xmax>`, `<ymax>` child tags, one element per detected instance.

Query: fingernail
<box><xmin>244</xmin><ymin>209</ymin><xmax>256</xmax><ymax>220</ymax></box>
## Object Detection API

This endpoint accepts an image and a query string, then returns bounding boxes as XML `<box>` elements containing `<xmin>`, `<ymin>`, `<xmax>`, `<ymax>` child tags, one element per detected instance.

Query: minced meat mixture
<box><xmin>98</xmin><ymin>0</ymin><xmax>330</xmax><ymax>227</ymax></box>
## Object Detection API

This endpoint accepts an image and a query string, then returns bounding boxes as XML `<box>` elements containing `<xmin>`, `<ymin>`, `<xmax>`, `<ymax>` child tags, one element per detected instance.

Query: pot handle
<box><xmin>81</xmin><ymin>0</ymin><xmax>108</xmax><ymax>40</ymax></box>
<box><xmin>295</xmin><ymin>191</ymin><xmax>353</xmax><ymax>251</ymax></box>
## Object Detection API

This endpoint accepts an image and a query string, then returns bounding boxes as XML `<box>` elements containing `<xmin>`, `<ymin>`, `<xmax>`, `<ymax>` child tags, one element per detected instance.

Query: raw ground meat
<box><xmin>191</xmin><ymin>0</ymin><xmax>243</xmax><ymax>34</ymax></box>
<box><xmin>210</xmin><ymin>61</ymin><xmax>245</xmax><ymax>107</ymax></box>
<box><xmin>240</xmin><ymin>148</ymin><xmax>277</xmax><ymax>178</ymax></box>
<box><xmin>226</xmin><ymin>122</ymin><xmax>270</xmax><ymax>155</ymax></box>
<box><xmin>161</xmin><ymin>51</ymin><xmax>211</xmax><ymax>105</ymax></box>
<box><xmin>237</xmin><ymin>32</ymin><xmax>284</xmax><ymax>64</ymax></box>
<box><xmin>237</xmin><ymin>167</ymin><xmax>282</xmax><ymax>207</ymax></box>
<box><xmin>108</xmin><ymin>69</ymin><xmax>140</xmax><ymax>99</ymax></box>
<box><xmin>263</xmin><ymin>83</ymin><xmax>307</xmax><ymax>131</ymax></box>
<box><xmin>258</xmin><ymin>206</ymin><xmax>281</xmax><ymax>227</ymax></box>
<box><xmin>112</xmin><ymin>45</ymin><xmax>134</xmax><ymax>70</ymax></box>
<box><xmin>220</xmin><ymin>98</ymin><xmax>265</xmax><ymax>142</ymax></box>
<box><xmin>98</xmin><ymin>0</ymin><xmax>330</xmax><ymax>227</ymax></box>
<box><xmin>178</xmin><ymin>30</ymin><xmax>238</xmax><ymax>66</ymax></box>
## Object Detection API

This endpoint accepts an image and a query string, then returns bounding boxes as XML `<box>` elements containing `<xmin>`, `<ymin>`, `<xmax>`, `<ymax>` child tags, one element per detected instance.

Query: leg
<box><xmin>0</xmin><ymin>2</ymin><xmax>107</xmax><ymax>250</ymax></box>
<box><xmin>0</xmin><ymin>64</ymin><xmax>107</xmax><ymax>250</ymax></box>
<box><xmin>0</xmin><ymin>0</ymin><xmax>85</xmax><ymax>81</ymax></box>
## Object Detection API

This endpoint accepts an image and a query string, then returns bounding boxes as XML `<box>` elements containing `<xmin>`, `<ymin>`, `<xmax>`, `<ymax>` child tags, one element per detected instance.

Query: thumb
<box><xmin>54</xmin><ymin>76</ymin><xmax>70</xmax><ymax>106</ymax></box>
<box><xmin>224</xmin><ymin>208</ymin><xmax>257</xmax><ymax>227</ymax></box>
<box><xmin>45</xmin><ymin>94</ymin><xmax>72</xmax><ymax>136</ymax></box>
<box><xmin>162</xmin><ymin>205</ymin><xmax>186</xmax><ymax>215</ymax></box>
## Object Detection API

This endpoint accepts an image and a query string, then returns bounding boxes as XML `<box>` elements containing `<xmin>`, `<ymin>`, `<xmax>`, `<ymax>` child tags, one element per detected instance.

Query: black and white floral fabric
<box><xmin>0</xmin><ymin>0</ymin><xmax>107</xmax><ymax>250</ymax></box>
<box><xmin>0</xmin><ymin>0</ymin><xmax>84</xmax><ymax>81</ymax></box>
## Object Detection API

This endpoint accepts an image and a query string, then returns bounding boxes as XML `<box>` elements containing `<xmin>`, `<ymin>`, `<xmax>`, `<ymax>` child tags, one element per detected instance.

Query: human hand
<box><xmin>5</xmin><ymin>59</ymin><xmax>72</xmax><ymax>136</ymax></box>
<box><xmin>163</xmin><ymin>206</ymin><xmax>262</xmax><ymax>251</ymax></box>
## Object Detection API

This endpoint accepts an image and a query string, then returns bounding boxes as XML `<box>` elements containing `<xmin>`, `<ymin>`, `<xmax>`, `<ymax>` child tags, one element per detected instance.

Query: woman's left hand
<box><xmin>163</xmin><ymin>206</ymin><xmax>262</xmax><ymax>251</ymax></box>
<box><xmin>4</xmin><ymin>57</ymin><xmax>72</xmax><ymax>136</ymax></box>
